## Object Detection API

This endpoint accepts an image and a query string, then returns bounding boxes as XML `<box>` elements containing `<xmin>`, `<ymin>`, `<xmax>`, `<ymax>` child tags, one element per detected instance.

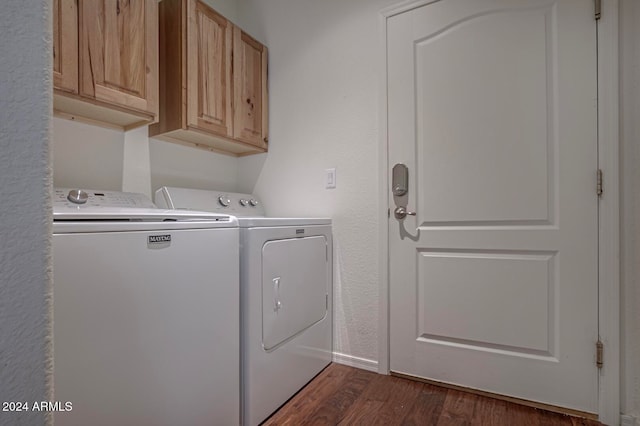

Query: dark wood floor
<box><xmin>263</xmin><ymin>363</ymin><xmax>603</xmax><ymax>426</ymax></box>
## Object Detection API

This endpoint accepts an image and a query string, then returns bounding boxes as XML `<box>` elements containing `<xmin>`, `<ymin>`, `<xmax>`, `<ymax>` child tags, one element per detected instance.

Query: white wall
<box><xmin>0</xmin><ymin>1</ymin><xmax>52</xmax><ymax>425</ymax></box>
<box><xmin>203</xmin><ymin>0</ymin><xmax>237</xmax><ymax>22</ymax></box>
<box><xmin>149</xmin><ymin>138</ymin><xmax>238</xmax><ymax>193</ymax></box>
<box><xmin>236</xmin><ymin>0</ymin><xmax>400</xmax><ymax>365</ymax></box>
<box><xmin>53</xmin><ymin>118</ymin><xmax>124</xmax><ymax>190</ymax></box>
<box><xmin>620</xmin><ymin>0</ymin><xmax>640</xmax><ymax>420</ymax></box>
<box><xmin>52</xmin><ymin>119</ymin><xmax>241</xmax><ymax>198</ymax></box>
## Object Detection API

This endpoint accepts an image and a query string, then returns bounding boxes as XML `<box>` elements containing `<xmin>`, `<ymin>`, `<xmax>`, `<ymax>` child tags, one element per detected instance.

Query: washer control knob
<box><xmin>249</xmin><ymin>199</ymin><xmax>259</xmax><ymax>207</ymax></box>
<box><xmin>239</xmin><ymin>199</ymin><xmax>249</xmax><ymax>207</ymax></box>
<box><xmin>67</xmin><ymin>189</ymin><xmax>89</xmax><ymax>205</ymax></box>
<box><xmin>218</xmin><ymin>195</ymin><xmax>231</xmax><ymax>207</ymax></box>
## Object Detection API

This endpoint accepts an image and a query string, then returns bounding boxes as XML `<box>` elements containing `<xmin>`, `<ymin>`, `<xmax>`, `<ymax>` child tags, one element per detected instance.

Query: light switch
<box><xmin>325</xmin><ymin>168</ymin><xmax>336</xmax><ymax>189</ymax></box>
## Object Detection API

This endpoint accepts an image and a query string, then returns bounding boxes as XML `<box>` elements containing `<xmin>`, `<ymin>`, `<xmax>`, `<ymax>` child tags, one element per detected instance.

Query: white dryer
<box><xmin>156</xmin><ymin>187</ymin><xmax>332</xmax><ymax>426</ymax></box>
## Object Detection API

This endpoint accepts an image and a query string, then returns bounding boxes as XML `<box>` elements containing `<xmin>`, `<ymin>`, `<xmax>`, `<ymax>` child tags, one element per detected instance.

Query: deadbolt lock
<box><xmin>392</xmin><ymin>164</ymin><xmax>409</xmax><ymax>196</ymax></box>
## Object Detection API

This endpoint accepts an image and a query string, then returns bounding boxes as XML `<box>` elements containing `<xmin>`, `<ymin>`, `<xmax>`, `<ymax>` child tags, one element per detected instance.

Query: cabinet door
<box><xmin>233</xmin><ymin>27</ymin><xmax>268</xmax><ymax>149</ymax></box>
<box><xmin>186</xmin><ymin>0</ymin><xmax>233</xmax><ymax>137</ymax></box>
<box><xmin>79</xmin><ymin>0</ymin><xmax>158</xmax><ymax>118</ymax></box>
<box><xmin>53</xmin><ymin>0</ymin><xmax>78</xmax><ymax>94</ymax></box>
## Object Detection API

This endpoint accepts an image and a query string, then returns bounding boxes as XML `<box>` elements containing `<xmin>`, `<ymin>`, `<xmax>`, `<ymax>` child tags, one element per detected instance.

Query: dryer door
<box><xmin>262</xmin><ymin>236</ymin><xmax>328</xmax><ymax>350</ymax></box>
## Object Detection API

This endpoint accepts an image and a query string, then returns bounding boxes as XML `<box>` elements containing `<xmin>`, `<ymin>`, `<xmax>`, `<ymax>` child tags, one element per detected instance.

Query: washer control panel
<box><xmin>54</xmin><ymin>188</ymin><xmax>157</xmax><ymax>210</ymax></box>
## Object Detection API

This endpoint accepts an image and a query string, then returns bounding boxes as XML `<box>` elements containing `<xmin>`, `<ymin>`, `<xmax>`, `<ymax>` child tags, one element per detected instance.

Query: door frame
<box><xmin>376</xmin><ymin>1</ymin><xmax>620</xmax><ymax>424</ymax></box>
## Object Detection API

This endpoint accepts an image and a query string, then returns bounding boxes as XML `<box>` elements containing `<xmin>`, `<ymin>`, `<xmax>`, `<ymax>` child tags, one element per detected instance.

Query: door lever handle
<box><xmin>394</xmin><ymin>206</ymin><xmax>416</xmax><ymax>220</ymax></box>
<box><xmin>273</xmin><ymin>277</ymin><xmax>282</xmax><ymax>312</ymax></box>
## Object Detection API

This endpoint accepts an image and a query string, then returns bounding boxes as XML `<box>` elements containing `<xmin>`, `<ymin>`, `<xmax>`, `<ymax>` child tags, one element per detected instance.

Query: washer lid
<box><xmin>53</xmin><ymin>188</ymin><xmax>236</xmax><ymax>225</ymax></box>
<box><xmin>54</xmin><ymin>207</ymin><xmax>235</xmax><ymax>223</ymax></box>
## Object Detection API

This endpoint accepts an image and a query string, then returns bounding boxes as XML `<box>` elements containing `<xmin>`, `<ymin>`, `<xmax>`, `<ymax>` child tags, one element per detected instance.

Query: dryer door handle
<box><xmin>273</xmin><ymin>277</ymin><xmax>282</xmax><ymax>312</ymax></box>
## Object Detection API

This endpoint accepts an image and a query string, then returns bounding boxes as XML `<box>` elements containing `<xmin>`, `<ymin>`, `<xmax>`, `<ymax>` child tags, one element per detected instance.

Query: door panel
<box><xmin>79</xmin><ymin>0</ymin><xmax>158</xmax><ymax>116</ymax></box>
<box><xmin>415</xmin><ymin>8</ymin><xmax>551</xmax><ymax>224</ymax></box>
<box><xmin>187</xmin><ymin>0</ymin><xmax>233</xmax><ymax>136</ymax></box>
<box><xmin>388</xmin><ymin>0</ymin><xmax>598</xmax><ymax>413</ymax></box>
<box><xmin>417</xmin><ymin>250</ymin><xmax>554</xmax><ymax>353</ymax></box>
<box><xmin>233</xmin><ymin>27</ymin><xmax>268</xmax><ymax>149</ymax></box>
<box><xmin>103</xmin><ymin>0</ymin><xmax>145</xmax><ymax>97</ymax></box>
<box><xmin>262</xmin><ymin>236</ymin><xmax>328</xmax><ymax>351</ymax></box>
<box><xmin>53</xmin><ymin>0</ymin><xmax>78</xmax><ymax>94</ymax></box>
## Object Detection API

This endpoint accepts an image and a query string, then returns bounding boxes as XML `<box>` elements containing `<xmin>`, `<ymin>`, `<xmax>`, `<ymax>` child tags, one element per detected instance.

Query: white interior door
<box><xmin>388</xmin><ymin>0</ymin><xmax>598</xmax><ymax>413</ymax></box>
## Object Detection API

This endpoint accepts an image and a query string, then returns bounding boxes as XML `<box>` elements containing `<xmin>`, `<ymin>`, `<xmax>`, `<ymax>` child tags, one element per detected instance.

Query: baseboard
<box><xmin>621</xmin><ymin>414</ymin><xmax>638</xmax><ymax>426</ymax></box>
<box><xmin>332</xmin><ymin>352</ymin><xmax>378</xmax><ymax>372</ymax></box>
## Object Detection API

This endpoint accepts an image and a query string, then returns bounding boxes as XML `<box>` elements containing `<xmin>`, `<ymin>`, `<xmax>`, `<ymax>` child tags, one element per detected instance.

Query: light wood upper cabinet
<box><xmin>150</xmin><ymin>0</ymin><xmax>268</xmax><ymax>156</ymax></box>
<box><xmin>53</xmin><ymin>0</ymin><xmax>78</xmax><ymax>94</ymax></box>
<box><xmin>53</xmin><ymin>0</ymin><xmax>159</xmax><ymax>130</ymax></box>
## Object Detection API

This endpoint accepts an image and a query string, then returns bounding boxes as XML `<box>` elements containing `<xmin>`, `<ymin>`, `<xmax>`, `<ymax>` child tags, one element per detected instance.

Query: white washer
<box><xmin>53</xmin><ymin>188</ymin><xmax>240</xmax><ymax>426</ymax></box>
<box><xmin>156</xmin><ymin>187</ymin><xmax>332</xmax><ymax>426</ymax></box>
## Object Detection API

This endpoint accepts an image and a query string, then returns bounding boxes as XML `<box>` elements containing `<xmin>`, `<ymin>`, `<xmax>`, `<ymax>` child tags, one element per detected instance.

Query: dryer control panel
<box><xmin>156</xmin><ymin>187</ymin><xmax>267</xmax><ymax>217</ymax></box>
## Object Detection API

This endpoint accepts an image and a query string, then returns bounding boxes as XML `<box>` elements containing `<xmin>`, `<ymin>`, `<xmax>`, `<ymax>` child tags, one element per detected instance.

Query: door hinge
<box><xmin>326</xmin><ymin>294</ymin><xmax>329</xmax><ymax>310</ymax></box>
<box><xmin>597</xmin><ymin>169</ymin><xmax>603</xmax><ymax>197</ymax></box>
<box><xmin>388</xmin><ymin>208</ymin><xmax>391</xmax><ymax>218</ymax></box>
<box><xmin>596</xmin><ymin>340</ymin><xmax>604</xmax><ymax>369</ymax></box>
<box><xmin>595</xmin><ymin>0</ymin><xmax>602</xmax><ymax>20</ymax></box>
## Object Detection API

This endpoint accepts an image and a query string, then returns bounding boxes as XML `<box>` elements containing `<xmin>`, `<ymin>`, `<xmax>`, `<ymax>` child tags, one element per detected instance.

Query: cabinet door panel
<box><xmin>53</xmin><ymin>0</ymin><xmax>78</xmax><ymax>94</ymax></box>
<box><xmin>79</xmin><ymin>0</ymin><xmax>158</xmax><ymax>117</ymax></box>
<box><xmin>187</xmin><ymin>0</ymin><xmax>233</xmax><ymax>136</ymax></box>
<box><xmin>233</xmin><ymin>27</ymin><xmax>268</xmax><ymax>148</ymax></box>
